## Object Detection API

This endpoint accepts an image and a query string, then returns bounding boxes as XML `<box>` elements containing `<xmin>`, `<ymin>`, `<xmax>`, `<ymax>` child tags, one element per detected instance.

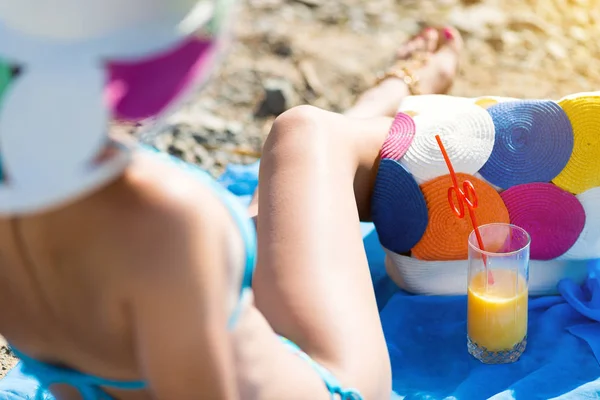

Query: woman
<box><xmin>0</xmin><ymin>1</ymin><xmax>461</xmax><ymax>398</ymax></box>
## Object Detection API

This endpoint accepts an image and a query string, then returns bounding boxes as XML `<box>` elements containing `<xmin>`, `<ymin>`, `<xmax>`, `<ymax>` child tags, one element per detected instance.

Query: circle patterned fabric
<box><xmin>372</xmin><ymin>92</ymin><xmax>599</xmax><ymax>268</ymax></box>
<box><xmin>479</xmin><ymin>100</ymin><xmax>574</xmax><ymax>189</ymax></box>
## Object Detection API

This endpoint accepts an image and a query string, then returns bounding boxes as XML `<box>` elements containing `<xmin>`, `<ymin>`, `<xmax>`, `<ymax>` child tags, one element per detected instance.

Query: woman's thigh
<box><xmin>254</xmin><ymin>105</ymin><xmax>394</xmax><ymax>398</ymax></box>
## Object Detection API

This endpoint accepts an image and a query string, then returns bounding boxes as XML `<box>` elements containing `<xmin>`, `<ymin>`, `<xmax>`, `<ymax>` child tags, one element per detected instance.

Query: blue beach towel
<box><xmin>1</xmin><ymin>162</ymin><xmax>598</xmax><ymax>400</ymax></box>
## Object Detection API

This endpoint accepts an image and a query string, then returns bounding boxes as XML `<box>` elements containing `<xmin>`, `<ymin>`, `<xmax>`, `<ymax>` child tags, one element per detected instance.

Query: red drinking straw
<box><xmin>435</xmin><ymin>135</ymin><xmax>494</xmax><ymax>285</ymax></box>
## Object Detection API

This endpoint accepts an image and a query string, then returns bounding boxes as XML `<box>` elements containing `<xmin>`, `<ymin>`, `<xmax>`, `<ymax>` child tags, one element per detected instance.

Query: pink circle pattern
<box><xmin>380</xmin><ymin>112</ymin><xmax>416</xmax><ymax>160</ymax></box>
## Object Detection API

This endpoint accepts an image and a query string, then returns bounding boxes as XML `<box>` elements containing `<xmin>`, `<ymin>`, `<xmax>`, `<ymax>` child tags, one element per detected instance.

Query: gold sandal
<box><xmin>374</xmin><ymin>49</ymin><xmax>430</xmax><ymax>96</ymax></box>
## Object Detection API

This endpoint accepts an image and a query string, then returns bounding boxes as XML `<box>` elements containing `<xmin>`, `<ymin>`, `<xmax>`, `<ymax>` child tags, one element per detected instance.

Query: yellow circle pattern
<box><xmin>553</xmin><ymin>94</ymin><xmax>600</xmax><ymax>194</ymax></box>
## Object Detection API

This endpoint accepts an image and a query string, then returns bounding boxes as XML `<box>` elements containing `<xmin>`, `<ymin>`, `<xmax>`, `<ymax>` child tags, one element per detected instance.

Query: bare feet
<box><xmin>345</xmin><ymin>26</ymin><xmax>463</xmax><ymax>119</ymax></box>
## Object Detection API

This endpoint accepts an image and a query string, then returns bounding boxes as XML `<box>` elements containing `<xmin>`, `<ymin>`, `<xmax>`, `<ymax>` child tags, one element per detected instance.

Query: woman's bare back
<box><xmin>0</xmin><ymin>150</ymin><xmax>245</xmax><ymax>399</ymax></box>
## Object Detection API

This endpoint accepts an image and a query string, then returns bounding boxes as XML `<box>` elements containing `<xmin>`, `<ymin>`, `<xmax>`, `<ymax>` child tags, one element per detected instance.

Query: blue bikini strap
<box><xmin>10</xmin><ymin>346</ymin><xmax>145</xmax><ymax>400</ymax></box>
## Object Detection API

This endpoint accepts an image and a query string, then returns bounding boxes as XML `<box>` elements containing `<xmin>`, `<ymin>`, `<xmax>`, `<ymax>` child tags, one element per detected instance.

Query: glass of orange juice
<box><xmin>467</xmin><ymin>223</ymin><xmax>531</xmax><ymax>364</ymax></box>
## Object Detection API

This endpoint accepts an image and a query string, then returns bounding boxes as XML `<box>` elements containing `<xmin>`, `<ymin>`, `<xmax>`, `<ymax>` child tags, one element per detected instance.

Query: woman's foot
<box><xmin>345</xmin><ymin>26</ymin><xmax>463</xmax><ymax>119</ymax></box>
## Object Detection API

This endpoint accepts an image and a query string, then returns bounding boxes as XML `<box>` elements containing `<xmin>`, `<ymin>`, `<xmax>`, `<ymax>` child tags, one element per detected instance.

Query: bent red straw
<box><xmin>434</xmin><ymin>135</ymin><xmax>495</xmax><ymax>284</ymax></box>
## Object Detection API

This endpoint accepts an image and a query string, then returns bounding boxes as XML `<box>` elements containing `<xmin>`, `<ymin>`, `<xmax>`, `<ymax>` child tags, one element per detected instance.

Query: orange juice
<box><xmin>467</xmin><ymin>269</ymin><xmax>528</xmax><ymax>351</ymax></box>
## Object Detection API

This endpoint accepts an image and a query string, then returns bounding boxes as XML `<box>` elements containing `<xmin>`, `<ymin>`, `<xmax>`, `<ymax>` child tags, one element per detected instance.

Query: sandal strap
<box><xmin>375</xmin><ymin>51</ymin><xmax>429</xmax><ymax>96</ymax></box>
<box><xmin>375</xmin><ymin>66</ymin><xmax>421</xmax><ymax>95</ymax></box>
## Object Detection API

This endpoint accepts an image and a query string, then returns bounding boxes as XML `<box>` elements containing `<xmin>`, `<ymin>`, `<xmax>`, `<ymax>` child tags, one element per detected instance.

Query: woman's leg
<box><xmin>255</xmin><ymin>109</ymin><xmax>393</xmax><ymax>399</ymax></box>
<box><xmin>253</xmin><ymin>28</ymin><xmax>461</xmax><ymax>398</ymax></box>
<box><xmin>247</xmin><ymin>27</ymin><xmax>462</xmax><ymax>219</ymax></box>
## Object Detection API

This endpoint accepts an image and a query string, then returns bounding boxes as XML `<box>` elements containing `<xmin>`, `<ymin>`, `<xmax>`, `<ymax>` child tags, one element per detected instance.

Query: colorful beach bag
<box><xmin>372</xmin><ymin>93</ymin><xmax>599</xmax><ymax>295</ymax></box>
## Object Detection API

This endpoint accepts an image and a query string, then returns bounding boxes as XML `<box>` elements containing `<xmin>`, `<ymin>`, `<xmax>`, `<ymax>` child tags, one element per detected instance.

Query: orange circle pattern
<box><xmin>411</xmin><ymin>173</ymin><xmax>510</xmax><ymax>261</ymax></box>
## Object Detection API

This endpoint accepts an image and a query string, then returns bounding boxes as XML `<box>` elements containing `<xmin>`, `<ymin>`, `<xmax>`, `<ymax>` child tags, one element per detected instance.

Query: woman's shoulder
<box><xmin>116</xmin><ymin>149</ymin><xmax>234</xmax><ymax>237</ymax></box>
<box><xmin>87</xmin><ymin>150</ymin><xmax>240</xmax><ymax>276</ymax></box>
<box><xmin>124</xmin><ymin>149</ymin><xmax>224</xmax><ymax>214</ymax></box>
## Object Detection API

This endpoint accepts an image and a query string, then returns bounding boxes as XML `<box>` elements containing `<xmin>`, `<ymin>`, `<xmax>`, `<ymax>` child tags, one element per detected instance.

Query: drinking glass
<box><xmin>467</xmin><ymin>223</ymin><xmax>531</xmax><ymax>364</ymax></box>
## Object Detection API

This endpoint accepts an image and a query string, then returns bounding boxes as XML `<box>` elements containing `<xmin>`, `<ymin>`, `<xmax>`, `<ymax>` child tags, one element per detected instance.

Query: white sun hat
<box><xmin>0</xmin><ymin>0</ymin><xmax>230</xmax><ymax>215</ymax></box>
<box><xmin>0</xmin><ymin>0</ymin><xmax>216</xmax><ymax>61</ymax></box>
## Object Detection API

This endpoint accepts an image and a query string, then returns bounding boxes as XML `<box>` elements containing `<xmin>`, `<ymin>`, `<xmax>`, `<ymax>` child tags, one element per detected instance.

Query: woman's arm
<box><xmin>126</xmin><ymin>180</ymin><xmax>240</xmax><ymax>399</ymax></box>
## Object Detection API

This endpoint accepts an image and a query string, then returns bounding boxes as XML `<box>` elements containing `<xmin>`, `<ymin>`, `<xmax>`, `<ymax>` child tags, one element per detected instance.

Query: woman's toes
<box><xmin>411</xmin><ymin>35</ymin><xmax>426</xmax><ymax>54</ymax></box>
<box><xmin>397</xmin><ymin>30</ymin><xmax>429</xmax><ymax>61</ymax></box>
<box><xmin>439</xmin><ymin>26</ymin><xmax>463</xmax><ymax>54</ymax></box>
<box><xmin>424</xmin><ymin>28</ymin><xmax>439</xmax><ymax>53</ymax></box>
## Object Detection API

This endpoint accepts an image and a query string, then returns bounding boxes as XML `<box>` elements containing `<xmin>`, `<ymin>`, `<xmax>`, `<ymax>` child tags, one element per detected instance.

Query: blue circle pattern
<box><xmin>479</xmin><ymin>100</ymin><xmax>574</xmax><ymax>189</ymax></box>
<box><xmin>371</xmin><ymin>159</ymin><xmax>429</xmax><ymax>254</ymax></box>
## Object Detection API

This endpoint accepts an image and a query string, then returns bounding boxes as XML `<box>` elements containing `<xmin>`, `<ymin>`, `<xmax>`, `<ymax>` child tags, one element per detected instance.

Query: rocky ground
<box><xmin>1</xmin><ymin>0</ymin><xmax>600</xmax><ymax>381</ymax></box>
